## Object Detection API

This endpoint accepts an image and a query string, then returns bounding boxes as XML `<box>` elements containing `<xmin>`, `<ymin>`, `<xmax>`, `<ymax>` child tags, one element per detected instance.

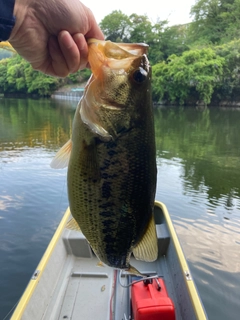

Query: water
<box><xmin>0</xmin><ymin>99</ymin><xmax>240</xmax><ymax>320</ymax></box>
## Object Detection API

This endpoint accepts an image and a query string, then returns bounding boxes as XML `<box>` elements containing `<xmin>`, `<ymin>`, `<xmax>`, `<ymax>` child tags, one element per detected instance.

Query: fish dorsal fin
<box><xmin>50</xmin><ymin>139</ymin><xmax>72</xmax><ymax>169</ymax></box>
<box><xmin>66</xmin><ymin>217</ymin><xmax>81</xmax><ymax>231</ymax></box>
<box><xmin>133</xmin><ymin>214</ymin><xmax>158</xmax><ymax>262</ymax></box>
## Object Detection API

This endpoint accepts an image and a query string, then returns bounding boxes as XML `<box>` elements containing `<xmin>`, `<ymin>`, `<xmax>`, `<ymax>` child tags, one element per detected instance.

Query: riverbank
<box><xmin>51</xmin><ymin>83</ymin><xmax>87</xmax><ymax>100</ymax></box>
<box><xmin>2</xmin><ymin>82</ymin><xmax>240</xmax><ymax>107</ymax></box>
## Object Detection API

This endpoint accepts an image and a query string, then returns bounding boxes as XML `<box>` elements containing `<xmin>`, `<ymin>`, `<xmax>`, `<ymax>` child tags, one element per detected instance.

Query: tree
<box><xmin>24</xmin><ymin>64</ymin><xmax>60</xmax><ymax>96</ymax></box>
<box><xmin>189</xmin><ymin>0</ymin><xmax>223</xmax><ymax>44</ymax></box>
<box><xmin>157</xmin><ymin>24</ymin><xmax>189</xmax><ymax>60</ymax></box>
<box><xmin>213</xmin><ymin>40</ymin><xmax>240</xmax><ymax>101</ymax></box>
<box><xmin>6</xmin><ymin>54</ymin><xmax>27</xmax><ymax>92</ymax></box>
<box><xmin>152</xmin><ymin>48</ymin><xmax>225</xmax><ymax>105</ymax></box>
<box><xmin>99</xmin><ymin>11</ymin><xmax>189</xmax><ymax>65</ymax></box>
<box><xmin>188</xmin><ymin>0</ymin><xmax>240</xmax><ymax>44</ymax></box>
<box><xmin>99</xmin><ymin>10</ymin><xmax>131</xmax><ymax>42</ymax></box>
<box><xmin>0</xmin><ymin>59</ymin><xmax>8</xmax><ymax>92</ymax></box>
<box><xmin>128</xmin><ymin>14</ymin><xmax>153</xmax><ymax>43</ymax></box>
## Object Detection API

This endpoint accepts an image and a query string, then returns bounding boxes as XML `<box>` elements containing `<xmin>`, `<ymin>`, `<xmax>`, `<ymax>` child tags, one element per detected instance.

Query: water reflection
<box><xmin>155</xmin><ymin>107</ymin><xmax>240</xmax><ymax>209</ymax></box>
<box><xmin>156</xmin><ymin>155</ymin><xmax>240</xmax><ymax>320</ymax></box>
<box><xmin>0</xmin><ymin>98</ymin><xmax>76</xmax><ymax>152</ymax></box>
<box><xmin>0</xmin><ymin>100</ymin><xmax>240</xmax><ymax>319</ymax></box>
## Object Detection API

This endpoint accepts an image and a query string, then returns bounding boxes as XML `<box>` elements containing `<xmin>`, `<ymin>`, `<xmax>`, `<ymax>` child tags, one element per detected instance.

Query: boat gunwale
<box><xmin>11</xmin><ymin>202</ymin><xmax>207</xmax><ymax>320</ymax></box>
<box><xmin>11</xmin><ymin>208</ymin><xmax>71</xmax><ymax>320</ymax></box>
<box><xmin>155</xmin><ymin>201</ymin><xmax>207</xmax><ymax>320</ymax></box>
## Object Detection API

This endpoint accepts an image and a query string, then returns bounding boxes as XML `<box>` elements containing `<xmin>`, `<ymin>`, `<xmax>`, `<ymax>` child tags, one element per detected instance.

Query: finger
<box><xmin>58</xmin><ymin>30</ymin><xmax>81</xmax><ymax>74</ymax></box>
<box><xmin>48</xmin><ymin>36</ymin><xmax>69</xmax><ymax>77</ymax></box>
<box><xmin>73</xmin><ymin>33</ymin><xmax>88</xmax><ymax>69</ymax></box>
<box><xmin>83</xmin><ymin>8</ymin><xmax>105</xmax><ymax>41</ymax></box>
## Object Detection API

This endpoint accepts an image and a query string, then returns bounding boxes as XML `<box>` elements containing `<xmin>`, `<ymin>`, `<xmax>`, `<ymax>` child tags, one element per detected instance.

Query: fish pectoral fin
<box><xmin>66</xmin><ymin>217</ymin><xmax>81</xmax><ymax>232</ymax></box>
<box><xmin>50</xmin><ymin>139</ymin><xmax>72</xmax><ymax>169</ymax></box>
<box><xmin>133</xmin><ymin>215</ymin><xmax>158</xmax><ymax>262</ymax></box>
<box><xmin>80</xmin><ymin>97</ymin><xmax>112</xmax><ymax>141</ymax></box>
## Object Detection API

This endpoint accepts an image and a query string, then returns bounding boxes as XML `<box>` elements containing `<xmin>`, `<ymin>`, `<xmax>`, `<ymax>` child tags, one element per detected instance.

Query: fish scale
<box><xmin>51</xmin><ymin>39</ymin><xmax>158</xmax><ymax>274</ymax></box>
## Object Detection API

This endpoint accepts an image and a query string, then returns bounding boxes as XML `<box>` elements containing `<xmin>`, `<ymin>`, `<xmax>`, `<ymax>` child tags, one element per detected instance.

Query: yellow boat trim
<box><xmin>155</xmin><ymin>201</ymin><xmax>207</xmax><ymax>320</ymax></box>
<box><xmin>11</xmin><ymin>208</ymin><xmax>71</xmax><ymax>320</ymax></box>
<box><xmin>0</xmin><ymin>41</ymin><xmax>16</xmax><ymax>53</ymax></box>
<box><xmin>11</xmin><ymin>202</ymin><xmax>206</xmax><ymax>319</ymax></box>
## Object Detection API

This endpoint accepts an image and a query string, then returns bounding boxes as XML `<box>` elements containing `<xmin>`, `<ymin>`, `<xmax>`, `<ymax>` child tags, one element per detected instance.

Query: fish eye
<box><xmin>132</xmin><ymin>67</ymin><xmax>147</xmax><ymax>83</ymax></box>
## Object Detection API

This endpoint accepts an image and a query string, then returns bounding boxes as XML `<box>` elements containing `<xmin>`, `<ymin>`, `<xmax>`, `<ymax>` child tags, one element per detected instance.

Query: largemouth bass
<box><xmin>51</xmin><ymin>39</ymin><xmax>158</xmax><ymax>274</ymax></box>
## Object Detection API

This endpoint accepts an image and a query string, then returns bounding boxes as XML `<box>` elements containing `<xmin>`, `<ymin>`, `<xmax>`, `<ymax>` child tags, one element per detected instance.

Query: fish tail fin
<box><xmin>133</xmin><ymin>214</ymin><xmax>158</xmax><ymax>262</ymax></box>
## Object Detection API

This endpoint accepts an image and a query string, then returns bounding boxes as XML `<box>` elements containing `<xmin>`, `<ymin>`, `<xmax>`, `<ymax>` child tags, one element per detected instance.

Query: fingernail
<box><xmin>73</xmin><ymin>33</ymin><xmax>86</xmax><ymax>51</ymax></box>
<box><xmin>60</xmin><ymin>31</ymin><xmax>73</xmax><ymax>49</ymax></box>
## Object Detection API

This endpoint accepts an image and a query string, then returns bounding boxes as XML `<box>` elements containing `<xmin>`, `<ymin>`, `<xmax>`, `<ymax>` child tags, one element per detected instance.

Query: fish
<box><xmin>51</xmin><ymin>39</ymin><xmax>158</xmax><ymax>275</ymax></box>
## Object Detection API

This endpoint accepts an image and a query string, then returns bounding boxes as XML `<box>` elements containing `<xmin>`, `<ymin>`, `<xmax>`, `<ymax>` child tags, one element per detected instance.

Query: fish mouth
<box><xmin>81</xmin><ymin>39</ymin><xmax>150</xmax><ymax>140</ymax></box>
<box><xmin>88</xmin><ymin>38</ymin><xmax>148</xmax><ymax>57</ymax></box>
<box><xmin>87</xmin><ymin>39</ymin><xmax>149</xmax><ymax>79</ymax></box>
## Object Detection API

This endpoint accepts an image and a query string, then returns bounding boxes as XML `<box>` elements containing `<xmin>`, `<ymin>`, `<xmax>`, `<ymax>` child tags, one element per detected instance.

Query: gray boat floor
<box><xmin>21</xmin><ymin>208</ymin><xmax>201</xmax><ymax>320</ymax></box>
<box><xmin>42</xmin><ymin>245</ymin><xmax>178</xmax><ymax>320</ymax></box>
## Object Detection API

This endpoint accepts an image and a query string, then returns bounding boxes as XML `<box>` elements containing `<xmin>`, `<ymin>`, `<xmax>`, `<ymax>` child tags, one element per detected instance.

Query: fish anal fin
<box><xmin>126</xmin><ymin>265</ymin><xmax>144</xmax><ymax>277</ymax></box>
<box><xmin>66</xmin><ymin>217</ymin><xmax>81</xmax><ymax>232</ymax></box>
<box><xmin>97</xmin><ymin>261</ymin><xmax>105</xmax><ymax>268</ymax></box>
<box><xmin>133</xmin><ymin>215</ymin><xmax>158</xmax><ymax>262</ymax></box>
<box><xmin>50</xmin><ymin>139</ymin><xmax>72</xmax><ymax>169</ymax></box>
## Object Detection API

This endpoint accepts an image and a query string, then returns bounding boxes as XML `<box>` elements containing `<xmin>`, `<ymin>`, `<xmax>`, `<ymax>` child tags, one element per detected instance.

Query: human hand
<box><xmin>9</xmin><ymin>0</ymin><xmax>104</xmax><ymax>77</ymax></box>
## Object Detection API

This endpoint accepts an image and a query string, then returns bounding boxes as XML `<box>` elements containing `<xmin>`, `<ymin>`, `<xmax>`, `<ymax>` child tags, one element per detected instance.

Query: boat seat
<box><xmin>63</xmin><ymin>230</ymin><xmax>93</xmax><ymax>258</ymax></box>
<box><xmin>156</xmin><ymin>223</ymin><xmax>170</xmax><ymax>256</ymax></box>
<box><xmin>62</xmin><ymin>223</ymin><xmax>170</xmax><ymax>259</ymax></box>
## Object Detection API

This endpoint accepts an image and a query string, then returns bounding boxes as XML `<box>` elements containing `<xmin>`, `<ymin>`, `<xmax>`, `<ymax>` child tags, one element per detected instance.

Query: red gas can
<box><xmin>131</xmin><ymin>278</ymin><xmax>175</xmax><ymax>320</ymax></box>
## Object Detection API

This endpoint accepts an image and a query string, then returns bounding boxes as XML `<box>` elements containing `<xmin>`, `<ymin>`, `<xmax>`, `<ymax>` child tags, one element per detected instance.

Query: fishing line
<box><xmin>118</xmin><ymin>270</ymin><xmax>161</xmax><ymax>288</ymax></box>
<box><xmin>109</xmin><ymin>269</ymin><xmax>117</xmax><ymax>320</ymax></box>
<box><xmin>58</xmin><ymin>175</ymin><xmax>67</xmax><ymax>212</ymax></box>
<box><xmin>2</xmin><ymin>299</ymin><xmax>19</xmax><ymax>320</ymax></box>
<box><xmin>52</xmin><ymin>168</ymin><xmax>68</xmax><ymax>222</ymax></box>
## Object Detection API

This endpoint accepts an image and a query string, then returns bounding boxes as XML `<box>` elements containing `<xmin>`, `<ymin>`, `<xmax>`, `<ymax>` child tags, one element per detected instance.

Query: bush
<box><xmin>152</xmin><ymin>48</ymin><xmax>225</xmax><ymax>105</ymax></box>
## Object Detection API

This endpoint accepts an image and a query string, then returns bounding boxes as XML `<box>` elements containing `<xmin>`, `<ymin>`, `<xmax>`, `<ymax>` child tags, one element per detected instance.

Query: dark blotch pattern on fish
<box><xmin>101</xmin><ymin>181</ymin><xmax>112</xmax><ymax>199</ymax></box>
<box><xmin>67</xmin><ymin>41</ymin><xmax>157</xmax><ymax>270</ymax></box>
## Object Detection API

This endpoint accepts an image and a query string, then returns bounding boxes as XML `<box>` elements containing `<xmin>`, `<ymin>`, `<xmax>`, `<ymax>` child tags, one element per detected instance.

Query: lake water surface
<box><xmin>0</xmin><ymin>98</ymin><xmax>240</xmax><ymax>320</ymax></box>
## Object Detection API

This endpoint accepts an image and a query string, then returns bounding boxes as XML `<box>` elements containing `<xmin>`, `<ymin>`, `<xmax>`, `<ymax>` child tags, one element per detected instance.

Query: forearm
<box><xmin>0</xmin><ymin>0</ymin><xmax>16</xmax><ymax>40</ymax></box>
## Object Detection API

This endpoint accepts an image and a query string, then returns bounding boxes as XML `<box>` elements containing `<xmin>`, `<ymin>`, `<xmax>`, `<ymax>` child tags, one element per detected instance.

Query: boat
<box><xmin>10</xmin><ymin>201</ymin><xmax>207</xmax><ymax>320</ymax></box>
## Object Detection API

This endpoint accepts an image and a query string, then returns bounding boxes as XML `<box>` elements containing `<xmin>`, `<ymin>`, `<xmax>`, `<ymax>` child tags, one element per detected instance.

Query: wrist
<box><xmin>10</xmin><ymin>0</ymin><xmax>33</xmax><ymax>40</ymax></box>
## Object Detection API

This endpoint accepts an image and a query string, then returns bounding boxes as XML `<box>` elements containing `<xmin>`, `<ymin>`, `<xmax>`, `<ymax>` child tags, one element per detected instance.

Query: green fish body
<box><xmin>51</xmin><ymin>39</ymin><xmax>158</xmax><ymax>272</ymax></box>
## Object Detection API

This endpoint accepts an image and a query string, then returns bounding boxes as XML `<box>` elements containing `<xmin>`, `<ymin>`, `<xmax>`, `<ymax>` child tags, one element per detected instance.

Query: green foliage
<box><xmin>128</xmin><ymin>14</ymin><xmax>153</xmax><ymax>43</ymax></box>
<box><xmin>0</xmin><ymin>54</ymin><xmax>88</xmax><ymax>97</ymax></box>
<box><xmin>24</xmin><ymin>64</ymin><xmax>60</xmax><ymax>95</ymax></box>
<box><xmin>189</xmin><ymin>0</ymin><xmax>240</xmax><ymax>45</ymax></box>
<box><xmin>0</xmin><ymin>54</ymin><xmax>61</xmax><ymax>96</ymax></box>
<box><xmin>212</xmin><ymin>40</ymin><xmax>240</xmax><ymax>101</ymax></box>
<box><xmin>99</xmin><ymin>10</ymin><xmax>186</xmax><ymax>65</ymax></box>
<box><xmin>1</xmin><ymin>5</ymin><xmax>240</xmax><ymax>102</ymax></box>
<box><xmin>0</xmin><ymin>59</ymin><xmax>8</xmax><ymax>92</ymax></box>
<box><xmin>152</xmin><ymin>48</ymin><xmax>225</xmax><ymax>105</ymax></box>
<box><xmin>6</xmin><ymin>55</ymin><xmax>27</xmax><ymax>92</ymax></box>
<box><xmin>99</xmin><ymin>10</ymin><xmax>131</xmax><ymax>42</ymax></box>
<box><xmin>67</xmin><ymin>69</ymin><xmax>91</xmax><ymax>83</ymax></box>
<box><xmin>157</xmin><ymin>24</ymin><xmax>189</xmax><ymax>60</ymax></box>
